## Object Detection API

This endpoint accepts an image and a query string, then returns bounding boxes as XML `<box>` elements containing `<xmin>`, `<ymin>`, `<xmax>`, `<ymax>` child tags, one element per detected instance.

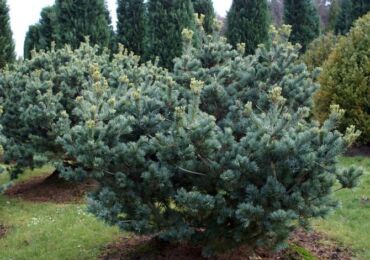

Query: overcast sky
<box><xmin>7</xmin><ymin>0</ymin><xmax>232</xmax><ymax>57</ymax></box>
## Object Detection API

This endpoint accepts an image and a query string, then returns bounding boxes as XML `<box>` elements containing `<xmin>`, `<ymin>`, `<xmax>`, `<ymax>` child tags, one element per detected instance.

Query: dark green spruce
<box><xmin>146</xmin><ymin>0</ymin><xmax>195</xmax><ymax>69</ymax></box>
<box><xmin>23</xmin><ymin>6</ymin><xmax>56</xmax><ymax>59</ymax></box>
<box><xmin>116</xmin><ymin>0</ymin><xmax>145</xmax><ymax>56</ymax></box>
<box><xmin>284</xmin><ymin>0</ymin><xmax>320</xmax><ymax>51</ymax></box>
<box><xmin>335</xmin><ymin>0</ymin><xmax>370</xmax><ymax>34</ymax></box>
<box><xmin>54</xmin><ymin>0</ymin><xmax>112</xmax><ymax>49</ymax></box>
<box><xmin>0</xmin><ymin>0</ymin><xmax>15</xmax><ymax>68</ymax></box>
<box><xmin>226</xmin><ymin>0</ymin><xmax>270</xmax><ymax>55</ymax></box>
<box><xmin>192</xmin><ymin>0</ymin><xmax>215</xmax><ymax>34</ymax></box>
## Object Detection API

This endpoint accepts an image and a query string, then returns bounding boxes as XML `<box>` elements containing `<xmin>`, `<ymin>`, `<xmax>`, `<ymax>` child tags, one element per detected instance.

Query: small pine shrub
<box><xmin>56</xmin><ymin>25</ymin><xmax>363</xmax><ymax>256</ymax></box>
<box><xmin>0</xmin><ymin>43</ymin><xmax>140</xmax><ymax>179</ymax></box>
<box><xmin>315</xmin><ymin>13</ymin><xmax>370</xmax><ymax>145</ymax></box>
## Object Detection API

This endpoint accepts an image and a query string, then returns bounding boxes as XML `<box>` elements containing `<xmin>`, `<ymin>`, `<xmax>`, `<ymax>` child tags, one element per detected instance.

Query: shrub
<box><xmin>302</xmin><ymin>32</ymin><xmax>338</xmax><ymax>71</ymax></box>
<box><xmin>58</xmin><ymin>25</ymin><xmax>362</xmax><ymax>256</ymax></box>
<box><xmin>315</xmin><ymin>13</ymin><xmax>370</xmax><ymax>145</ymax></box>
<box><xmin>0</xmin><ymin>42</ymin><xmax>139</xmax><ymax>179</ymax></box>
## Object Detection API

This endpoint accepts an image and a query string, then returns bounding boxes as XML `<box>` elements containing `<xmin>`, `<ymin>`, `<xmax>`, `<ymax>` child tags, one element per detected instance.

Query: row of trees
<box><xmin>4</xmin><ymin>0</ymin><xmax>368</xmax><ymax>69</ymax></box>
<box><xmin>23</xmin><ymin>0</ymin><xmax>214</xmax><ymax>68</ymax></box>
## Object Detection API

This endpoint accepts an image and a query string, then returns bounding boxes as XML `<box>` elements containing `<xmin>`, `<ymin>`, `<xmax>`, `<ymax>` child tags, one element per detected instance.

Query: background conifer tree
<box><xmin>23</xmin><ymin>6</ymin><xmax>56</xmax><ymax>59</ymax></box>
<box><xmin>284</xmin><ymin>0</ymin><xmax>320</xmax><ymax>51</ymax></box>
<box><xmin>327</xmin><ymin>0</ymin><xmax>341</xmax><ymax>31</ymax></box>
<box><xmin>116</xmin><ymin>0</ymin><xmax>145</xmax><ymax>56</ymax></box>
<box><xmin>146</xmin><ymin>0</ymin><xmax>195</xmax><ymax>68</ymax></box>
<box><xmin>226</xmin><ymin>0</ymin><xmax>270</xmax><ymax>55</ymax></box>
<box><xmin>335</xmin><ymin>0</ymin><xmax>370</xmax><ymax>34</ymax></box>
<box><xmin>54</xmin><ymin>0</ymin><xmax>112</xmax><ymax>49</ymax></box>
<box><xmin>191</xmin><ymin>0</ymin><xmax>215</xmax><ymax>34</ymax></box>
<box><xmin>334</xmin><ymin>0</ymin><xmax>353</xmax><ymax>34</ymax></box>
<box><xmin>315</xmin><ymin>13</ymin><xmax>370</xmax><ymax>145</ymax></box>
<box><xmin>0</xmin><ymin>0</ymin><xmax>15</xmax><ymax>68</ymax></box>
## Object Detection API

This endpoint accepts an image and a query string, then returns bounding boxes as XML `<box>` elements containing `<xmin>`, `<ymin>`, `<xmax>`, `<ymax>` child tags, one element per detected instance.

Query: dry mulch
<box><xmin>344</xmin><ymin>146</ymin><xmax>370</xmax><ymax>157</ymax></box>
<box><xmin>4</xmin><ymin>172</ymin><xmax>98</xmax><ymax>203</ymax></box>
<box><xmin>100</xmin><ymin>229</ymin><xmax>352</xmax><ymax>260</ymax></box>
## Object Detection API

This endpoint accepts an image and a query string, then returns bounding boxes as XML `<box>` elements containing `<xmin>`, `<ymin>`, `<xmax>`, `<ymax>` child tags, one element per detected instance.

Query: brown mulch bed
<box><xmin>4</xmin><ymin>172</ymin><xmax>98</xmax><ymax>203</ymax></box>
<box><xmin>344</xmin><ymin>146</ymin><xmax>370</xmax><ymax>157</ymax></box>
<box><xmin>0</xmin><ymin>225</ymin><xmax>7</xmax><ymax>239</ymax></box>
<box><xmin>100</xmin><ymin>230</ymin><xmax>352</xmax><ymax>260</ymax></box>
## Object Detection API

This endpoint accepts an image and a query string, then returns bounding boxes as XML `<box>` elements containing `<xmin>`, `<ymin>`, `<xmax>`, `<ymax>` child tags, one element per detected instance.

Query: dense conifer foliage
<box><xmin>226</xmin><ymin>0</ymin><xmax>270</xmax><ymax>55</ymax></box>
<box><xmin>116</xmin><ymin>0</ymin><xmax>146</xmax><ymax>56</ymax></box>
<box><xmin>191</xmin><ymin>0</ymin><xmax>215</xmax><ymax>34</ymax></box>
<box><xmin>0</xmin><ymin>0</ymin><xmax>15</xmax><ymax>68</ymax></box>
<box><xmin>54</xmin><ymin>0</ymin><xmax>113</xmax><ymax>50</ymax></box>
<box><xmin>315</xmin><ymin>13</ymin><xmax>370</xmax><ymax>145</ymax></box>
<box><xmin>146</xmin><ymin>0</ymin><xmax>195</xmax><ymax>68</ymax></box>
<box><xmin>53</xmin><ymin>25</ymin><xmax>362</xmax><ymax>256</ymax></box>
<box><xmin>335</xmin><ymin>0</ymin><xmax>370</xmax><ymax>34</ymax></box>
<box><xmin>284</xmin><ymin>0</ymin><xmax>320</xmax><ymax>51</ymax></box>
<box><xmin>0</xmin><ymin>43</ymin><xmax>114</xmax><ymax>178</ymax></box>
<box><xmin>302</xmin><ymin>32</ymin><xmax>338</xmax><ymax>71</ymax></box>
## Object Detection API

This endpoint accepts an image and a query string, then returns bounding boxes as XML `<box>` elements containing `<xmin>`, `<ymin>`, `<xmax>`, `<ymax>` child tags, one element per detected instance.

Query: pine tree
<box><xmin>192</xmin><ymin>0</ymin><xmax>215</xmax><ymax>34</ymax></box>
<box><xmin>226</xmin><ymin>0</ymin><xmax>270</xmax><ymax>55</ymax></box>
<box><xmin>0</xmin><ymin>42</ymin><xmax>114</xmax><ymax>180</ymax></box>
<box><xmin>284</xmin><ymin>0</ymin><xmax>320</xmax><ymax>51</ymax></box>
<box><xmin>116</xmin><ymin>0</ymin><xmax>145</xmax><ymax>56</ymax></box>
<box><xmin>55</xmin><ymin>25</ymin><xmax>362</xmax><ymax>257</ymax></box>
<box><xmin>23</xmin><ymin>6</ymin><xmax>56</xmax><ymax>59</ymax></box>
<box><xmin>54</xmin><ymin>0</ymin><xmax>112</xmax><ymax>49</ymax></box>
<box><xmin>0</xmin><ymin>0</ymin><xmax>15</xmax><ymax>68</ymax></box>
<box><xmin>146</xmin><ymin>0</ymin><xmax>195</xmax><ymax>68</ymax></box>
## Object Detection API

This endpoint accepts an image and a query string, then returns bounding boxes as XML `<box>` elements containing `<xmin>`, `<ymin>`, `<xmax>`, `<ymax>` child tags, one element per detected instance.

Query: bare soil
<box><xmin>4</xmin><ymin>171</ymin><xmax>98</xmax><ymax>203</ymax></box>
<box><xmin>100</xmin><ymin>229</ymin><xmax>352</xmax><ymax>260</ymax></box>
<box><xmin>344</xmin><ymin>146</ymin><xmax>370</xmax><ymax>157</ymax></box>
<box><xmin>0</xmin><ymin>225</ymin><xmax>7</xmax><ymax>239</ymax></box>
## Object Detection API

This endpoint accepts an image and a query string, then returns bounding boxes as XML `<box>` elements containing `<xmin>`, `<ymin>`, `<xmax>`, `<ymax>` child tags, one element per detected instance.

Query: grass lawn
<box><xmin>0</xmin><ymin>156</ymin><xmax>369</xmax><ymax>259</ymax></box>
<box><xmin>0</xmin><ymin>167</ymin><xmax>120</xmax><ymax>260</ymax></box>
<box><xmin>314</xmin><ymin>156</ymin><xmax>370</xmax><ymax>260</ymax></box>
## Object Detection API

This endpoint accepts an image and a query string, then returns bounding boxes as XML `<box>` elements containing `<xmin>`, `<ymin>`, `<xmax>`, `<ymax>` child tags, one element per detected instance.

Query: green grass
<box><xmin>314</xmin><ymin>156</ymin><xmax>370</xmax><ymax>260</ymax></box>
<box><xmin>0</xmin><ymin>157</ymin><xmax>369</xmax><ymax>259</ymax></box>
<box><xmin>0</xmin><ymin>168</ymin><xmax>120</xmax><ymax>260</ymax></box>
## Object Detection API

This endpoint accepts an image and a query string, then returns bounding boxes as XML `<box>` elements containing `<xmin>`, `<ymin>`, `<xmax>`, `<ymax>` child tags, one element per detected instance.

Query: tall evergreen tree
<box><xmin>146</xmin><ymin>0</ymin><xmax>195</xmax><ymax>69</ymax></box>
<box><xmin>23</xmin><ymin>25</ymin><xmax>41</xmax><ymax>59</ymax></box>
<box><xmin>192</xmin><ymin>0</ymin><xmax>215</xmax><ymax>34</ymax></box>
<box><xmin>327</xmin><ymin>0</ymin><xmax>341</xmax><ymax>32</ymax></box>
<box><xmin>23</xmin><ymin>6</ymin><xmax>56</xmax><ymax>59</ymax></box>
<box><xmin>284</xmin><ymin>0</ymin><xmax>320</xmax><ymax>51</ymax></box>
<box><xmin>226</xmin><ymin>0</ymin><xmax>270</xmax><ymax>55</ymax></box>
<box><xmin>116</xmin><ymin>0</ymin><xmax>145</xmax><ymax>56</ymax></box>
<box><xmin>54</xmin><ymin>0</ymin><xmax>112</xmax><ymax>49</ymax></box>
<box><xmin>335</xmin><ymin>0</ymin><xmax>353</xmax><ymax>34</ymax></box>
<box><xmin>335</xmin><ymin>0</ymin><xmax>370</xmax><ymax>34</ymax></box>
<box><xmin>0</xmin><ymin>0</ymin><xmax>15</xmax><ymax>68</ymax></box>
